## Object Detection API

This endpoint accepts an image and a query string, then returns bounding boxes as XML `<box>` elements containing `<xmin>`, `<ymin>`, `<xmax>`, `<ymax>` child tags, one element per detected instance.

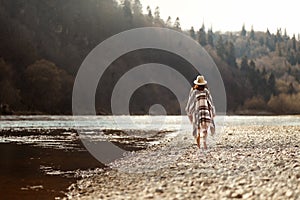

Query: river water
<box><xmin>0</xmin><ymin>115</ymin><xmax>299</xmax><ymax>199</ymax></box>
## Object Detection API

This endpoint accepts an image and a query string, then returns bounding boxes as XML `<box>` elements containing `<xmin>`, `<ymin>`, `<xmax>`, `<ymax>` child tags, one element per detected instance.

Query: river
<box><xmin>0</xmin><ymin>115</ymin><xmax>299</xmax><ymax>199</ymax></box>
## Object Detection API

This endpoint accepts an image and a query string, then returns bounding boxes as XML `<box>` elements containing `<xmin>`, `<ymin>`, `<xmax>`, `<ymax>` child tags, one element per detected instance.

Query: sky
<box><xmin>140</xmin><ymin>0</ymin><xmax>299</xmax><ymax>37</ymax></box>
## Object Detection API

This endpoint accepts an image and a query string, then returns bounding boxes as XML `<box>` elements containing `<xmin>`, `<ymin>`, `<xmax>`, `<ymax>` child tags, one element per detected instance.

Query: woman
<box><xmin>185</xmin><ymin>75</ymin><xmax>215</xmax><ymax>150</ymax></box>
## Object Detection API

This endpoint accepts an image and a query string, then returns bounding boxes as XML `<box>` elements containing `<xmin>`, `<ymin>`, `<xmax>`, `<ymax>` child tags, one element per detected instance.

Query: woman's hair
<box><xmin>193</xmin><ymin>84</ymin><xmax>207</xmax><ymax>91</ymax></box>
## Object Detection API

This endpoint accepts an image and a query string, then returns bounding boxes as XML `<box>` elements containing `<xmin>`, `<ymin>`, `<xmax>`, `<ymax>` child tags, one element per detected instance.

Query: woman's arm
<box><xmin>185</xmin><ymin>88</ymin><xmax>194</xmax><ymax>115</ymax></box>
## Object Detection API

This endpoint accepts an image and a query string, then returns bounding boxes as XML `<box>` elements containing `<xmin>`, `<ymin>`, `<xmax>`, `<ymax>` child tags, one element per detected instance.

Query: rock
<box><xmin>242</xmin><ymin>191</ymin><xmax>253</xmax><ymax>199</ymax></box>
<box><xmin>144</xmin><ymin>194</ymin><xmax>154</xmax><ymax>199</ymax></box>
<box><xmin>232</xmin><ymin>192</ymin><xmax>243</xmax><ymax>198</ymax></box>
<box><xmin>285</xmin><ymin>190</ymin><xmax>293</xmax><ymax>197</ymax></box>
<box><xmin>238</xmin><ymin>179</ymin><xmax>247</xmax><ymax>186</ymax></box>
<box><xmin>155</xmin><ymin>188</ymin><xmax>164</xmax><ymax>193</ymax></box>
<box><xmin>64</xmin><ymin>125</ymin><xmax>300</xmax><ymax>200</ymax></box>
<box><xmin>223</xmin><ymin>190</ymin><xmax>233</xmax><ymax>197</ymax></box>
<box><xmin>188</xmin><ymin>180</ymin><xmax>194</xmax><ymax>186</ymax></box>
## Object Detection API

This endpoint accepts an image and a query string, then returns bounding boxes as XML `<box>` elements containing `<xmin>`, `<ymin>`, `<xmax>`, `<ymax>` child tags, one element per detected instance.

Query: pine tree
<box><xmin>297</xmin><ymin>52</ymin><xmax>300</xmax><ymax>64</ymax></box>
<box><xmin>261</xmin><ymin>67</ymin><xmax>267</xmax><ymax>76</ymax></box>
<box><xmin>259</xmin><ymin>37</ymin><xmax>264</xmax><ymax>46</ymax></box>
<box><xmin>198</xmin><ymin>23</ymin><xmax>207</xmax><ymax>46</ymax></box>
<box><xmin>147</xmin><ymin>6</ymin><xmax>153</xmax><ymax>22</ymax></box>
<box><xmin>250</xmin><ymin>25</ymin><xmax>255</xmax><ymax>40</ymax></box>
<box><xmin>122</xmin><ymin>0</ymin><xmax>133</xmax><ymax>21</ymax></box>
<box><xmin>266</xmin><ymin>28</ymin><xmax>271</xmax><ymax>36</ymax></box>
<box><xmin>248</xmin><ymin>60</ymin><xmax>260</xmax><ymax>95</ymax></box>
<box><xmin>283</xmin><ymin>28</ymin><xmax>289</xmax><ymax>41</ymax></box>
<box><xmin>292</xmin><ymin>34</ymin><xmax>297</xmax><ymax>51</ymax></box>
<box><xmin>166</xmin><ymin>16</ymin><xmax>172</xmax><ymax>27</ymax></box>
<box><xmin>276</xmin><ymin>28</ymin><xmax>283</xmax><ymax>43</ymax></box>
<box><xmin>207</xmin><ymin>27</ymin><xmax>214</xmax><ymax>47</ymax></box>
<box><xmin>287</xmin><ymin>83</ymin><xmax>296</xmax><ymax>94</ymax></box>
<box><xmin>225</xmin><ymin>41</ymin><xmax>237</xmax><ymax>67</ymax></box>
<box><xmin>174</xmin><ymin>17</ymin><xmax>181</xmax><ymax>30</ymax></box>
<box><xmin>240</xmin><ymin>55</ymin><xmax>249</xmax><ymax>71</ymax></box>
<box><xmin>287</xmin><ymin>51</ymin><xmax>296</xmax><ymax>65</ymax></box>
<box><xmin>154</xmin><ymin>6</ymin><xmax>162</xmax><ymax>25</ymax></box>
<box><xmin>265</xmin><ymin>33</ymin><xmax>276</xmax><ymax>52</ymax></box>
<box><xmin>241</xmin><ymin>24</ymin><xmax>246</xmax><ymax>37</ymax></box>
<box><xmin>132</xmin><ymin>0</ymin><xmax>142</xmax><ymax>15</ymax></box>
<box><xmin>249</xmin><ymin>60</ymin><xmax>255</xmax><ymax>69</ymax></box>
<box><xmin>276</xmin><ymin>43</ymin><xmax>282</xmax><ymax>56</ymax></box>
<box><xmin>190</xmin><ymin>26</ymin><xmax>196</xmax><ymax>40</ymax></box>
<box><xmin>154</xmin><ymin>6</ymin><xmax>160</xmax><ymax>20</ymax></box>
<box><xmin>268</xmin><ymin>73</ymin><xmax>276</xmax><ymax>95</ymax></box>
<box><xmin>216</xmin><ymin>35</ymin><xmax>225</xmax><ymax>59</ymax></box>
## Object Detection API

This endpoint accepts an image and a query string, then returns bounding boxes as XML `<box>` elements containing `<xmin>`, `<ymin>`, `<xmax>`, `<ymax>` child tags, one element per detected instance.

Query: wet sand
<box><xmin>0</xmin><ymin>142</ymin><xmax>103</xmax><ymax>200</ymax></box>
<box><xmin>65</xmin><ymin>125</ymin><xmax>300</xmax><ymax>199</ymax></box>
<box><xmin>0</xmin><ymin>128</ymin><xmax>162</xmax><ymax>199</ymax></box>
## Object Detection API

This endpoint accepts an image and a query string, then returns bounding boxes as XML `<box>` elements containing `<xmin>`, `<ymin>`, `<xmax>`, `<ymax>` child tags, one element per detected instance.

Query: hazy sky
<box><xmin>140</xmin><ymin>0</ymin><xmax>299</xmax><ymax>36</ymax></box>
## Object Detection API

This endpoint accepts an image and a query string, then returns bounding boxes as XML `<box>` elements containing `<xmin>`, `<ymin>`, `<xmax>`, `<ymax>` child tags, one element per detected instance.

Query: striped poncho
<box><xmin>185</xmin><ymin>87</ymin><xmax>215</xmax><ymax>127</ymax></box>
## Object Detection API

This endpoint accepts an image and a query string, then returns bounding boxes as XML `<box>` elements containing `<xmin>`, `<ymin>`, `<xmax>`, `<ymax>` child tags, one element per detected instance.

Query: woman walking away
<box><xmin>185</xmin><ymin>75</ymin><xmax>215</xmax><ymax>150</ymax></box>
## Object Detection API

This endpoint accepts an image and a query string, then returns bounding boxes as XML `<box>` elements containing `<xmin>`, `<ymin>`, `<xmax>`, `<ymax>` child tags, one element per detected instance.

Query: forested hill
<box><xmin>0</xmin><ymin>0</ymin><xmax>300</xmax><ymax>115</ymax></box>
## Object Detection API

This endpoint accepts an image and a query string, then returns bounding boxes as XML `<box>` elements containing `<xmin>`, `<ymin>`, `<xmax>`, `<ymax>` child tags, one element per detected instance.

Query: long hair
<box><xmin>193</xmin><ymin>84</ymin><xmax>207</xmax><ymax>91</ymax></box>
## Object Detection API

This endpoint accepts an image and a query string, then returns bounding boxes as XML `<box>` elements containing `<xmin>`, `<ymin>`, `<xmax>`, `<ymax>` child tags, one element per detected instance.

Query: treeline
<box><xmin>188</xmin><ymin>24</ymin><xmax>300</xmax><ymax>114</ymax></box>
<box><xmin>0</xmin><ymin>0</ymin><xmax>156</xmax><ymax>114</ymax></box>
<box><xmin>0</xmin><ymin>0</ymin><xmax>299</xmax><ymax>114</ymax></box>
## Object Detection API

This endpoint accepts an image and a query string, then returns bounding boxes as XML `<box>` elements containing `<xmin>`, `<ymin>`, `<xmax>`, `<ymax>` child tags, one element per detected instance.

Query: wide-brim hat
<box><xmin>193</xmin><ymin>75</ymin><xmax>207</xmax><ymax>85</ymax></box>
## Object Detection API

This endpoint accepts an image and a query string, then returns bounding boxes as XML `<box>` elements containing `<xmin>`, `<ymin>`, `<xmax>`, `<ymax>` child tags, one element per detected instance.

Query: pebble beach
<box><xmin>65</xmin><ymin>125</ymin><xmax>300</xmax><ymax>200</ymax></box>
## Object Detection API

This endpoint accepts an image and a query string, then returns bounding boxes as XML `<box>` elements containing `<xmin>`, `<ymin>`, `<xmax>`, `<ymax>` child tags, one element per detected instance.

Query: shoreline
<box><xmin>65</xmin><ymin>125</ymin><xmax>300</xmax><ymax>199</ymax></box>
<box><xmin>2</xmin><ymin>112</ymin><xmax>300</xmax><ymax>116</ymax></box>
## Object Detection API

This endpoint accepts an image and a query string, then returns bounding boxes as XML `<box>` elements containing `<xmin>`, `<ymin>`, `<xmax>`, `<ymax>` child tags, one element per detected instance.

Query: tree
<box><xmin>225</xmin><ymin>41</ymin><xmax>237</xmax><ymax>67</ymax></box>
<box><xmin>276</xmin><ymin>28</ymin><xmax>283</xmax><ymax>43</ymax></box>
<box><xmin>154</xmin><ymin>6</ymin><xmax>160</xmax><ymax>19</ymax></box>
<box><xmin>166</xmin><ymin>16</ymin><xmax>172</xmax><ymax>27</ymax></box>
<box><xmin>189</xmin><ymin>26</ymin><xmax>196</xmax><ymax>40</ymax></box>
<box><xmin>198</xmin><ymin>23</ymin><xmax>207</xmax><ymax>46</ymax></box>
<box><xmin>267</xmin><ymin>73</ymin><xmax>276</xmax><ymax>95</ymax></box>
<box><xmin>216</xmin><ymin>35</ymin><xmax>225</xmax><ymax>59</ymax></box>
<box><xmin>147</xmin><ymin>6</ymin><xmax>153</xmax><ymax>22</ymax></box>
<box><xmin>266</xmin><ymin>28</ymin><xmax>271</xmax><ymax>36</ymax></box>
<box><xmin>24</xmin><ymin>60</ymin><xmax>64</xmax><ymax>113</ymax></box>
<box><xmin>0</xmin><ymin>58</ymin><xmax>21</xmax><ymax>108</ymax></box>
<box><xmin>296</xmin><ymin>52</ymin><xmax>300</xmax><ymax>64</ymax></box>
<box><xmin>241</xmin><ymin>24</ymin><xmax>246</xmax><ymax>37</ymax></box>
<box><xmin>258</xmin><ymin>37</ymin><xmax>264</xmax><ymax>46</ymax></box>
<box><xmin>207</xmin><ymin>27</ymin><xmax>214</xmax><ymax>46</ymax></box>
<box><xmin>287</xmin><ymin>51</ymin><xmax>296</xmax><ymax>65</ymax></box>
<box><xmin>240</xmin><ymin>55</ymin><xmax>249</xmax><ymax>71</ymax></box>
<box><xmin>132</xmin><ymin>0</ymin><xmax>142</xmax><ymax>15</ymax></box>
<box><xmin>276</xmin><ymin>43</ymin><xmax>282</xmax><ymax>56</ymax></box>
<box><xmin>250</xmin><ymin>25</ymin><xmax>255</xmax><ymax>40</ymax></box>
<box><xmin>154</xmin><ymin>6</ymin><xmax>162</xmax><ymax>25</ymax></box>
<box><xmin>265</xmin><ymin>33</ymin><xmax>276</xmax><ymax>52</ymax></box>
<box><xmin>292</xmin><ymin>34</ymin><xmax>297</xmax><ymax>51</ymax></box>
<box><xmin>283</xmin><ymin>28</ymin><xmax>289</xmax><ymax>41</ymax></box>
<box><xmin>287</xmin><ymin>83</ymin><xmax>296</xmax><ymax>94</ymax></box>
<box><xmin>122</xmin><ymin>0</ymin><xmax>133</xmax><ymax>21</ymax></box>
<box><xmin>174</xmin><ymin>17</ymin><xmax>181</xmax><ymax>30</ymax></box>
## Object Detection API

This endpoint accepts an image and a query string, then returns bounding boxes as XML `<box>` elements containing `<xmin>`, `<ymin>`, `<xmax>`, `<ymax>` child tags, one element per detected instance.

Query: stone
<box><xmin>285</xmin><ymin>190</ymin><xmax>293</xmax><ymax>197</ymax></box>
<box><xmin>155</xmin><ymin>188</ymin><xmax>164</xmax><ymax>193</ymax></box>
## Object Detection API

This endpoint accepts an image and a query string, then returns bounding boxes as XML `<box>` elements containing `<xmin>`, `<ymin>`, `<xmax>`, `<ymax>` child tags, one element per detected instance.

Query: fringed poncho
<box><xmin>185</xmin><ymin>87</ymin><xmax>215</xmax><ymax>127</ymax></box>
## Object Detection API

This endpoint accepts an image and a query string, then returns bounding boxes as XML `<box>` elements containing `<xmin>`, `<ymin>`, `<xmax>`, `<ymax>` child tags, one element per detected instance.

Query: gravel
<box><xmin>65</xmin><ymin>125</ymin><xmax>300</xmax><ymax>200</ymax></box>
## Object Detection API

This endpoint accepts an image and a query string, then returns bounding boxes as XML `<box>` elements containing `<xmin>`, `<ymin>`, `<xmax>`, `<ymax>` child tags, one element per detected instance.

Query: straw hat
<box><xmin>193</xmin><ymin>75</ymin><xmax>207</xmax><ymax>85</ymax></box>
